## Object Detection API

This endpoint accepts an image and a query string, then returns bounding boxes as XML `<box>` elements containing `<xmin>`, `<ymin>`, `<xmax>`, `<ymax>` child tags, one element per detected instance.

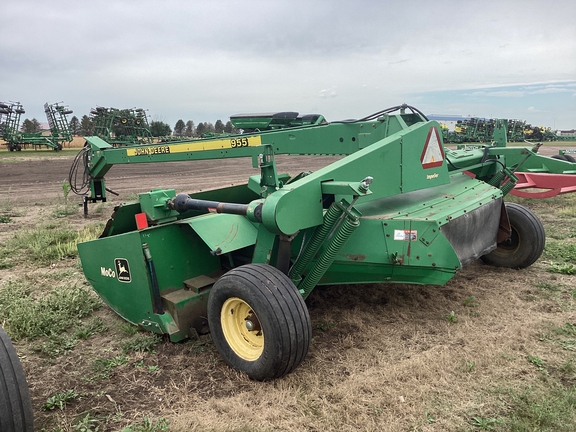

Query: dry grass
<box><xmin>164</xmin><ymin>265</ymin><xmax>575</xmax><ymax>431</ymax></box>
<box><xmin>0</xmin><ymin>136</ymin><xmax>86</xmax><ymax>149</ymax></box>
<box><xmin>66</xmin><ymin>136</ymin><xmax>87</xmax><ymax>148</ymax></box>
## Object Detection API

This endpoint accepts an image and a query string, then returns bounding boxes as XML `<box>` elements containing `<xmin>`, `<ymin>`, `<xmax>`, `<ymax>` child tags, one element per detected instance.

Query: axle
<box><xmin>168</xmin><ymin>193</ymin><xmax>263</xmax><ymax>222</ymax></box>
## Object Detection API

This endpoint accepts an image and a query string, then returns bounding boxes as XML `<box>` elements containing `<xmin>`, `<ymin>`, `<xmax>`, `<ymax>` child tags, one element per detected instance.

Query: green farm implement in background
<box><xmin>73</xmin><ymin>104</ymin><xmax>575</xmax><ymax>380</ymax></box>
<box><xmin>442</xmin><ymin>116</ymin><xmax>559</xmax><ymax>144</ymax></box>
<box><xmin>0</xmin><ymin>101</ymin><xmax>73</xmax><ymax>151</ymax></box>
<box><xmin>451</xmin><ymin>119</ymin><xmax>576</xmax><ymax>198</ymax></box>
<box><xmin>506</xmin><ymin>119</ymin><xmax>530</xmax><ymax>142</ymax></box>
<box><xmin>90</xmin><ymin>106</ymin><xmax>153</xmax><ymax>146</ymax></box>
<box><xmin>0</xmin><ymin>101</ymin><xmax>26</xmax><ymax>150</ymax></box>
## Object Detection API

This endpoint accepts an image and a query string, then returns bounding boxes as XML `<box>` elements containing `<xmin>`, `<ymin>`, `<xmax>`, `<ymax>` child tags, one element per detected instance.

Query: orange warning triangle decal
<box><xmin>420</xmin><ymin>127</ymin><xmax>444</xmax><ymax>169</ymax></box>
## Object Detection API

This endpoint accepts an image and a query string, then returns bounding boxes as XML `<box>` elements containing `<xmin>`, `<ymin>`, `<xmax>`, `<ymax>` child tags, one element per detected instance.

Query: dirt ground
<box><xmin>0</xmin><ymin>152</ymin><xmax>341</xmax><ymax>204</ymax></box>
<box><xmin>1</xmin><ymin>145</ymin><xmax>575</xmax><ymax>431</ymax></box>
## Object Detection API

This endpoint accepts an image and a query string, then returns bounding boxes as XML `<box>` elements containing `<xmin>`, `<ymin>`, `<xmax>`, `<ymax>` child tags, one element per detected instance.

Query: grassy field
<box><xmin>0</xmin><ymin>154</ymin><xmax>575</xmax><ymax>431</ymax></box>
<box><xmin>0</xmin><ymin>136</ymin><xmax>86</xmax><ymax>150</ymax></box>
<box><xmin>0</xmin><ymin>149</ymin><xmax>81</xmax><ymax>161</ymax></box>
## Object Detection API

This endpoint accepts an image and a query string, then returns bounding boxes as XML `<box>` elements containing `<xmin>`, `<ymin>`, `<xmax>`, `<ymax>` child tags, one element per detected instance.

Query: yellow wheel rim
<box><xmin>221</xmin><ymin>297</ymin><xmax>264</xmax><ymax>361</ymax></box>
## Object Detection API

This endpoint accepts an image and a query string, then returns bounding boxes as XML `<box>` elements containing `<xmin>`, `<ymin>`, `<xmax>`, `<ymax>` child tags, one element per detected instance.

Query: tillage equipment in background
<box><xmin>0</xmin><ymin>101</ymin><xmax>73</xmax><ymax>151</ymax></box>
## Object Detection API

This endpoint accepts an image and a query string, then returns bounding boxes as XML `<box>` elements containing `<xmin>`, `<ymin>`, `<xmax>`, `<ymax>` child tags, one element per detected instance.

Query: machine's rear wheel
<box><xmin>207</xmin><ymin>263</ymin><xmax>311</xmax><ymax>380</ymax></box>
<box><xmin>0</xmin><ymin>326</ymin><xmax>34</xmax><ymax>432</ymax></box>
<box><xmin>551</xmin><ymin>154</ymin><xmax>576</xmax><ymax>162</ymax></box>
<box><xmin>481</xmin><ymin>203</ymin><xmax>545</xmax><ymax>269</ymax></box>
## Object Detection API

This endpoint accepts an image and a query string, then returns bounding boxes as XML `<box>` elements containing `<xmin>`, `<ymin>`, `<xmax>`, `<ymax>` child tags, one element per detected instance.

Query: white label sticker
<box><xmin>394</xmin><ymin>230</ymin><xmax>417</xmax><ymax>241</ymax></box>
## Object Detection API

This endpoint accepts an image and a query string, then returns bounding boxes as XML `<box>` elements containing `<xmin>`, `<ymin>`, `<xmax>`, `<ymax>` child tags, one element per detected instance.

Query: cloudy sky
<box><xmin>1</xmin><ymin>0</ymin><xmax>575</xmax><ymax>130</ymax></box>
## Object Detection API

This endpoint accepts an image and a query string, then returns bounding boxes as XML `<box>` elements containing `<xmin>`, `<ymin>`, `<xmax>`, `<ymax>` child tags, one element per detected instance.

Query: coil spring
<box><xmin>299</xmin><ymin>215</ymin><xmax>359</xmax><ymax>299</ymax></box>
<box><xmin>290</xmin><ymin>203</ymin><xmax>344</xmax><ymax>283</ymax></box>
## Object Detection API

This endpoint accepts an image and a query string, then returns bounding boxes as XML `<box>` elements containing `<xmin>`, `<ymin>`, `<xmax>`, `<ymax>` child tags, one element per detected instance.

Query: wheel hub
<box><xmin>244</xmin><ymin>312</ymin><xmax>261</xmax><ymax>333</ymax></box>
<box><xmin>221</xmin><ymin>297</ymin><xmax>264</xmax><ymax>361</ymax></box>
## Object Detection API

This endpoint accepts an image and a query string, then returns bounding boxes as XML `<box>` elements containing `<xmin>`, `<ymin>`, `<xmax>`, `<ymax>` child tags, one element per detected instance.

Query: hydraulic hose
<box><xmin>332</xmin><ymin>104</ymin><xmax>429</xmax><ymax>123</ymax></box>
<box><xmin>69</xmin><ymin>145</ymin><xmax>90</xmax><ymax>195</ymax></box>
<box><xmin>143</xmin><ymin>243</ymin><xmax>164</xmax><ymax>315</ymax></box>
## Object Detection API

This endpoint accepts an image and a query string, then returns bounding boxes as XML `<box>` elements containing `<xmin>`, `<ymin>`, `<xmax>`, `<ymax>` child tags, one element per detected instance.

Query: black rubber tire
<box><xmin>563</xmin><ymin>154</ymin><xmax>576</xmax><ymax>163</ymax></box>
<box><xmin>0</xmin><ymin>326</ymin><xmax>34</xmax><ymax>432</ymax></box>
<box><xmin>481</xmin><ymin>203</ymin><xmax>545</xmax><ymax>269</ymax></box>
<box><xmin>551</xmin><ymin>154</ymin><xmax>569</xmax><ymax>161</ymax></box>
<box><xmin>208</xmin><ymin>264</ymin><xmax>312</xmax><ymax>381</ymax></box>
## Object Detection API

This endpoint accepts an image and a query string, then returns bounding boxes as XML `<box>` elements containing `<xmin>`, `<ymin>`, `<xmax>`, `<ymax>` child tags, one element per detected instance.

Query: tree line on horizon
<box><xmin>16</xmin><ymin>115</ymin><xmax>240</xmax><ymax>138</ymax></box>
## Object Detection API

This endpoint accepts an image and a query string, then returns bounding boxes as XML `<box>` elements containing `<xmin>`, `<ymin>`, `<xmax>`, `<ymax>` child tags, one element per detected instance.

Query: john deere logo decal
<box><xmin>114</xmin><ymin>258</ymin><xmax>131</xmax><ymax>283</ymax></box>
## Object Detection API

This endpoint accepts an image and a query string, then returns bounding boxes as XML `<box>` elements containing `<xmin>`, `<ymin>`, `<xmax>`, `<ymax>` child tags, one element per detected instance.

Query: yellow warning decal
<box><xmin>126</xmin><ymin>136</ymin><xmax>262</xmax><ymax>157</ymax></box>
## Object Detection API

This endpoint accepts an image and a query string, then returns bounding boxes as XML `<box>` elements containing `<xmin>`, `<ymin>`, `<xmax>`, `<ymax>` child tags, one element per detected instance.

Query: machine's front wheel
<box><xmin>0</xmin><ymin>326</ymin><xmax>34</xmax><ymax>432</ymax></box>
<box><xmin>481</xmin><ymin>203</ymin><xmax>545</xmax><ymax>269</ymax></box>
<box><xmin>207</xmin><ymin>264</ymin><xmax>311</xmax><ymax>380</ymax></box>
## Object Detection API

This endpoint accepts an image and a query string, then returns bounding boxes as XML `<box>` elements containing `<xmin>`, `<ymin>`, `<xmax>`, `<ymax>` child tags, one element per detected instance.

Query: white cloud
<box><xmin>318</xmin><ymin>88</ymin><xmax>338</xmax><ymax>99</ymax></box>
<box><xmin>486</xmin><ymin>91</ymin><xmax>525</xmax><ymax>98</ymax></box>
<box><xmin>531</xmin><ymin>87</ymin><xmax>571</xmax><ymax>94</ymax></box>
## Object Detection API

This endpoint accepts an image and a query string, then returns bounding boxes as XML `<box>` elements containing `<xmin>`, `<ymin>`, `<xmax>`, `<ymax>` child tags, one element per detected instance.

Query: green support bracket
<box><xmin>258</xmin><ymin>145</ymin><xmax>282</xmax><ymax>197</ymax></box>
<box><xmin>320</xmin><ymin>179</ymin><xmax>374</xmax><ymax>197</ymax></box>
<box><xmin>251</xmin><ymin>225</ymin><xmax>278</xmax><ymax>265</ymax></box>
<box><xmin>419</xmin><ymin>223</ymin><xmax>441</xmax><ymax>247</ymax></box>
<box><xmin>138</xmin><ymin>189</ymin><xmax>179</xmax><ymax>223</ymax></box>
